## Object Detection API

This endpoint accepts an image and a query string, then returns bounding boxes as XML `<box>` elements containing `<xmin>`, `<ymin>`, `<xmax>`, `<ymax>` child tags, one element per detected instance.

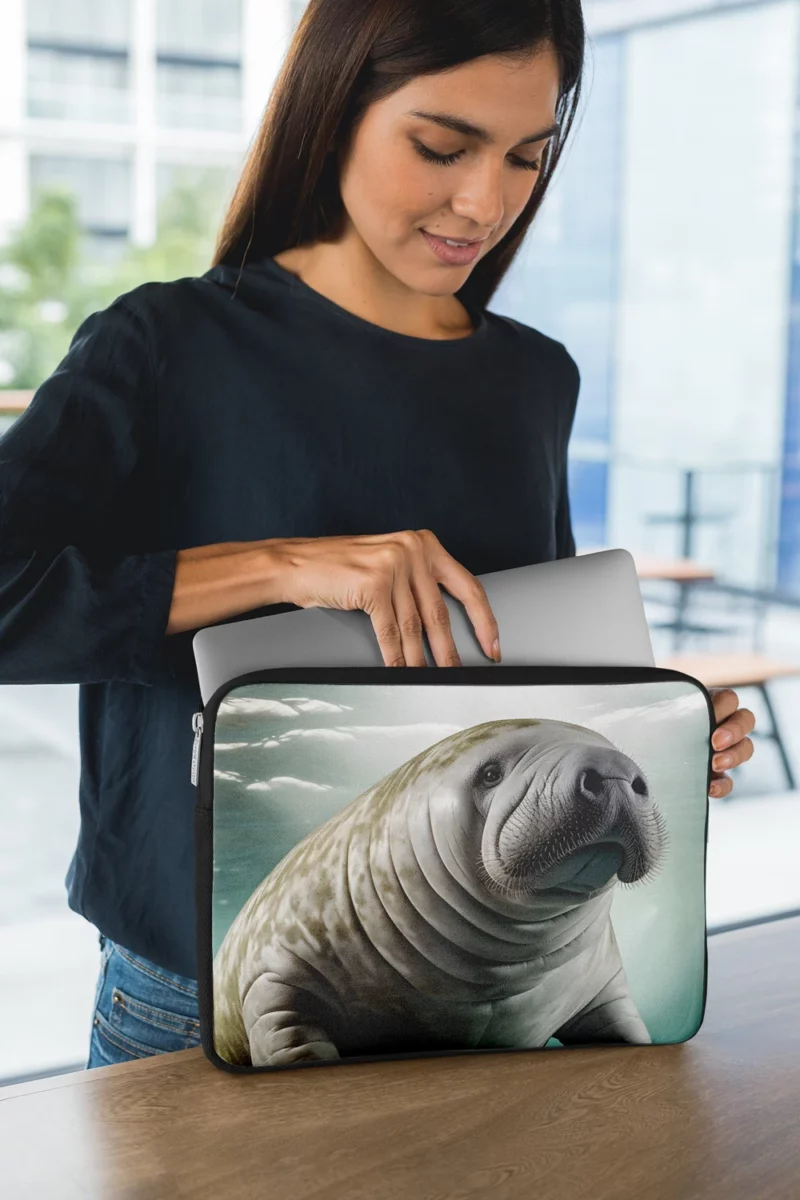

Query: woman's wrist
<box><xmin>165</xmin><ymin>537</ymin><xmax>296</xmax><ymax>635</ymax></box>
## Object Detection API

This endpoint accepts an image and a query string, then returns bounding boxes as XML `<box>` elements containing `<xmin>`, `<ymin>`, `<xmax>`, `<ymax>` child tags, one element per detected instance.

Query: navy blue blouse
<box><xmin>0</xmin><ymin>255</ymin><xmax>580</xmax><ymax>977</ymax></box>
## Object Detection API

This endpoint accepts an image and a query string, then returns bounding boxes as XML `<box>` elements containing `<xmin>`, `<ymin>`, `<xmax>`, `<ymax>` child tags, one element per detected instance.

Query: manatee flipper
<box><xmin>244</xmin><ymin>979</ymin><xmax>341</xmax><ymax>1067</ymax></box>
<box><xmin>553</xmin><ymin>967</ymin><xmax>652</xmax><ymax>1046</ymax></box>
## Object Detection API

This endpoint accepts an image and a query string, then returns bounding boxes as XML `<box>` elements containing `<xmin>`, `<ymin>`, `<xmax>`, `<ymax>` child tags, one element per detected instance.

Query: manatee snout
<box><xmin>572</xmin><ymin>746</ymin><xmax>649</xmax><ymax>808</ymax></box>
<box><xmin>483</xmin><ymin>739</ymin><xmax>667</xmax><ymax>898</ymax></box>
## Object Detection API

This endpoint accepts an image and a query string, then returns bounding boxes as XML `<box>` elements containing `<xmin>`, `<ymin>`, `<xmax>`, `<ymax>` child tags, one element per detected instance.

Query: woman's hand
<box><xmin>273</xmin><ymin>528</ymin><xmax>501</xmax><ymax>668</ymax></box>
<box><xmin>708</xmin><ymin>687</ymin><xmax>756</xmax><ymax>798</ymax></box>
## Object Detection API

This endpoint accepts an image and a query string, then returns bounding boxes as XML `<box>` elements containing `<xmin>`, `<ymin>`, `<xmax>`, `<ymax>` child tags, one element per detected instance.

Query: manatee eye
<box><xmin>478</xmin><ymin>762</ymin><xmax>502</xmax><ymax>788</ymax></box>
<box><xmin>632</xmin><ymin>775</ymin><xmax>648</xmax><ymax>796</ymax></box>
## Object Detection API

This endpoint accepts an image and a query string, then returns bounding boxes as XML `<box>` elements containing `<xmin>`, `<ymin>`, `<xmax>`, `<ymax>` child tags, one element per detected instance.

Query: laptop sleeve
<box><xmin>193</xmin><ymin>665</ymin><xmax>714</xmax><ymax>1073</ymax></box>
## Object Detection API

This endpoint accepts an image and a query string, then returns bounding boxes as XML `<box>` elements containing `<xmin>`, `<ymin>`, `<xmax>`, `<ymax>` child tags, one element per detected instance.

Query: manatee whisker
<box><xmin>474</xmin><ymin>852</ymin><xmax>523</xmax><ymax>899</ymax></box>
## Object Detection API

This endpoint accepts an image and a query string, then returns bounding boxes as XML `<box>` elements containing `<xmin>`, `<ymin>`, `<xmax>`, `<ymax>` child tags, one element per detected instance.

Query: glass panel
<box><xmin>155</xmin><ymin>161</ymin><xmax>236</xmax><ymax>232</ymax></box>
<box><xmin>29</xmin><ymin>155</ymin><xmax>131</xmax><ymax>234</ymax></box>
<box><xmin>156</xmin><ymin>62</ymin><xmax>241</xmax><ymax>131</ymax></box>
<box><xmin>27</xmin><ymin>0</ymin><xmax>130</xmax><ymax>50</ymax></box>
<box><xmin>156</xmin><ymin>0</ymin><xmax>241</xmax><ymax>60</ymax></box>
<box><xmin>27</xmin><ymin>48</ymin><xmax>130</xmax><ymax>124</ymax></box>
<box><xmin>488</xmin><ymin>1</ymin><xmax>800</xmax><ymax>935</ymax></box>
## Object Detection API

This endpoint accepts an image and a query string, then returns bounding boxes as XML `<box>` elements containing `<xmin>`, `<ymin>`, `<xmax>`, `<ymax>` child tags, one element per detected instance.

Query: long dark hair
<box><xmin>212</xmin><ymin>0</ymin><xmax>585</xmax><ymax>312</ymax></box>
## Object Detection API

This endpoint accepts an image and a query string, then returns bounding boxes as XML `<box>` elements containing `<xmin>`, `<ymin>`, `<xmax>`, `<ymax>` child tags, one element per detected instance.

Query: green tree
<box><xmin>0</xmin><ymin>189</ymin><xmax>90</xmax><ymax>390</ymax></box>
<box><xmin>0</xmin><ymin>169</ymin><xmax>230</xmax><ymax>391</ymax></box>
<box><xmin>96</xmin><ymin>167</ymin><xmax>230</xmax><ymax>306</ymax></box>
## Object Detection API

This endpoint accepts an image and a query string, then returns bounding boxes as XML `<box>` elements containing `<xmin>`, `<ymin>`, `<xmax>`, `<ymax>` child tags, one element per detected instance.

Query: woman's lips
<box><xmin>420</xmin><ymin>229</ymin><xmax>484</xmax><ymax>265</ymax></box>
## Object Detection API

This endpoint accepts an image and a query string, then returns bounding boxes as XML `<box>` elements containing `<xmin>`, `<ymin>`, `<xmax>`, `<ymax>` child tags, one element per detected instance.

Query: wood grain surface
<box><xmin>1</xmin><ymin>916</ymin><xmax>799</xmax><ymax>1200</ymax></box>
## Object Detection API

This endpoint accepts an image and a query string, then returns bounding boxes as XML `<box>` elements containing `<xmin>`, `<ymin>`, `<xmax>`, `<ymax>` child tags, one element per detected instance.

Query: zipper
<box><xmin>191</xmin><ymin>711</ymin><xmax>204</xmax><ymax>786</ymax></box>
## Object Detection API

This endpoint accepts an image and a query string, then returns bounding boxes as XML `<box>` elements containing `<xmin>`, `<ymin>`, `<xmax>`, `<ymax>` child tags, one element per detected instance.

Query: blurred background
<box><xmin>1</xmin><ymin>0</ymin><xmax>799</xmax><ymax>1083</ymax></box>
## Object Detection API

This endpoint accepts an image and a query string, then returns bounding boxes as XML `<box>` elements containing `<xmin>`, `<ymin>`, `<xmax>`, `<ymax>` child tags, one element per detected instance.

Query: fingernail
<box><xmin>492</xmin><ymin>638</ymin><xmax>501</xmax><ymax>662</ymax></box>
<box><xmin>714</xmin><ymin>730</ymin><xmax>733</xmax><ymax>748</ymax></box>
<box><xmin>715</xmin><ymin>753</ymin><xmax>733</xmax><ymax>770</ymax></box>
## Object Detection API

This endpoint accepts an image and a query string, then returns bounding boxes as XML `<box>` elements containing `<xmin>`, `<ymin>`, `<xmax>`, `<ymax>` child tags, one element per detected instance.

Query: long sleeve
<box><xmin>555</xmin><ymin>466</ymin><xmax>576</xmax><ymax>559</ymax></box>
<box><xmin>554</xmin><ymin>343</ymin><xmax>580</xmax><ymax>560</ymax></box>
<box><xmin>0</xmin><ymin>297</ymin><xmax>178</xmax><ymax>686</ymax></box>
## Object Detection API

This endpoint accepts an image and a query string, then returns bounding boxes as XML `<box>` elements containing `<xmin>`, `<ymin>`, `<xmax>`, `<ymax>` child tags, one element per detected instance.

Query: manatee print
<box><xmin>212</xmin><ymin>717</ymin><xmax>667</xmax><ymax>1067</ymax></box>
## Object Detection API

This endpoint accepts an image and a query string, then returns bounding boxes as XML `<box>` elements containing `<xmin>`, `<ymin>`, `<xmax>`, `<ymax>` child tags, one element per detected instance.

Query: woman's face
<box><xmin>337</xmin><ymin>45</ymin><xmax>561</xmax><ymax>294</ymax></box>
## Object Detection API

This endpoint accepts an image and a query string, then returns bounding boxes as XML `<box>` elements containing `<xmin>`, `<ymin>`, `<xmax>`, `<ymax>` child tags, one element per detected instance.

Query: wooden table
<box><xmin>627</xmin><ymin>554</ymin><xmax>717</xmax><ymax>584</ymax></box>
<box><xmin>658</xmin><ymin>652</ymin><xmax>800</xmax><ymax>791</ymax></box>
<box><xmin>0</xmin><ymin>390</ymin><xmax>33</xmax><ymax>415</ymax></box>
<box><xmin>2</xmin><ymin>917</ymin><xmax>799</xmax><ymax>1199</ymax></box>
<box><xmin>658</xmin><ymin>652</ymin><xmax>800</xmax><ymax>690</ymax></box>
<box><xmin>578</xmin><ymin>548</ymin><xmax>717</xmax><ymax>582</ymax></box>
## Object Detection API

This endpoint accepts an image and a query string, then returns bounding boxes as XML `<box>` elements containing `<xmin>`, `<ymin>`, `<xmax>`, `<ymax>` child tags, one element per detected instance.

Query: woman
<box><xmin>0</xmin><ymin>0</ymin><xmax>754</xmax><ymax>1068</ymax></box>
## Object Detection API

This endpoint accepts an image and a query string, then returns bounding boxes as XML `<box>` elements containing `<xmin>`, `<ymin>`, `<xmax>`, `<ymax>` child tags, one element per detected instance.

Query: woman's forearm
<box><xmin>165</xmin><ymin>539</ymin><xmax>291</xmax><ymax>635</ymax></box>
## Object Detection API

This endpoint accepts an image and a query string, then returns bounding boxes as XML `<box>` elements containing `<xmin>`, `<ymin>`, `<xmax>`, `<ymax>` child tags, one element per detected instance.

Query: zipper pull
<box><xmin>191</xmin><ymin>711</ymin><xmax>204</xmax><ymax>787</ymax></box>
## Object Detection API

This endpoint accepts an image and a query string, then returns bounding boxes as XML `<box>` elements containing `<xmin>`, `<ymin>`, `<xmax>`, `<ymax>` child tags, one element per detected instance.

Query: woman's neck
<box><xmin>272</xmin><ymin>236</ymin><xmax>476</xmax><ymax>341</ymax></box>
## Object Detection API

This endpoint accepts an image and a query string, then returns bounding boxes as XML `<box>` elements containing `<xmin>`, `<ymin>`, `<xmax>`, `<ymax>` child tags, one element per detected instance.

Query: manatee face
<box><xmin>426</xmin><ymin>720</ymin><xmax>667</xmax><ymax>903</ymax></box>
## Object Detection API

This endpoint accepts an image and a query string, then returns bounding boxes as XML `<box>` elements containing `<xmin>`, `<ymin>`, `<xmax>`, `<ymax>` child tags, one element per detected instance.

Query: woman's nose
<box><xmin>450</xmin><ymin>162</ymin><xmax>506</xmax><ymax>230</ymax></box>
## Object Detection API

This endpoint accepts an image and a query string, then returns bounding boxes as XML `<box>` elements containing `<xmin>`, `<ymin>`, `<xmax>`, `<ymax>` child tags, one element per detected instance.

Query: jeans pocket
<box><xmin>107</xmin><ymin>987</ymin><xmax>201</xmax><ymax>1056</ymax></box>
<box><xmin>91</xmin><ymin>941</ymin><xmax>201</xmax><ymax>1064</ymax></box>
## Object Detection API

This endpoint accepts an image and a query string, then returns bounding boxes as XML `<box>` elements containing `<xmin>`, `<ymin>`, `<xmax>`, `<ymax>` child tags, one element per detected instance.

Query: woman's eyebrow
<box><xmin>406</xmin><ymin>110</ymin><xmax>559</xmax><ymax>146</ymax></box>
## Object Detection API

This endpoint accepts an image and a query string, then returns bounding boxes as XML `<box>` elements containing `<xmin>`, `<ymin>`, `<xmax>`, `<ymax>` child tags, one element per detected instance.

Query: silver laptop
<box><xmin>192</xmin><ymin>548</ymin><xmax>654</xmax><ymax>705</ymax></box>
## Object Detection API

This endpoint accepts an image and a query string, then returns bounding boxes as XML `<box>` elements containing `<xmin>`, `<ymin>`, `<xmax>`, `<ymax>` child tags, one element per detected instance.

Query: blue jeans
<box><xmin>86</xmin><ymin>934</ymin><xmax>201</xmax><ymax>1068</ymax></box>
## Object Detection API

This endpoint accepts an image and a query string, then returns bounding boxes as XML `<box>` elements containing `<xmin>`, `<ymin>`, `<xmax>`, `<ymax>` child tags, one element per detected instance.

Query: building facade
<box><xmin>0</xmin><ymin>0</ymin><xmax>294</xmax><ymax>254</ymax></box>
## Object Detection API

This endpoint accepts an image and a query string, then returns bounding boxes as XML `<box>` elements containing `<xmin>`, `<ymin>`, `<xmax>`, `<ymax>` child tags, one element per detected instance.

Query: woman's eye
<box><xmin>413</xmin><ymin>142</ymin><xmax>542</xmax><ymax>172</ymax></box>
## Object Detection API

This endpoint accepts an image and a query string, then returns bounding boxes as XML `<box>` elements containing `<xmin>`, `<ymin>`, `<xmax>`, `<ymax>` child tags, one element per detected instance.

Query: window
<box><xmin>156</xmin><ymin>0</ymin><xmax>241</xmax><ymax>59</ymax></box>
<box><xmin>0</xmin><ymin>682</ymin><xmax>93</xmax><ymax>1083</ymax></box>
<box><xmin>26</xmin><ymin>0</ymin><xmax>131</xmax><ymax>124</ymax></box>
<box><xmin>29</xmin><ymin>155</ymin><xmax>131</xmax><ymax>242</ymax></box>
<box><xmin>156</xmin><ymin>61</ymin><xmax>241</xmax><ymax>131</ymax></box>
<box><xmin>492</xmin><ymin>0</ymin><xmax>800</xmax><ymax>932</ymax></box>
<box><xmin>27</xmin><ymin>0</ymin><xmax>130</xmax><ymax>47</ymax></box>
<box><xmin>155</xmin><ymin>162</ymin><xmax>236</xmax><ymax>233</ymax></box>
<box><xmin>27</xmin><ymin>49</ymin><xmax>130</xmax><ymax>124</ymax></box>
<box><xmin>156</xmin><ymin>0</ymin><xmax>242</xmax><ymax>131</ymax></box>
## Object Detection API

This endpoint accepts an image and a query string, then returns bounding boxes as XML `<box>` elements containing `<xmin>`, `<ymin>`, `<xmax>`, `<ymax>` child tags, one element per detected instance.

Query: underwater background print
<box><xmin>209</xmin><ymin>680</ymin><xmax>710</xmax><ymax>1064</ymax></box>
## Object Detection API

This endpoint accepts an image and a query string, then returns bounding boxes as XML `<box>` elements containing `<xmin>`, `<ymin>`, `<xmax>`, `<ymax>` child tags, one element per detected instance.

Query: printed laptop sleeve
<box><xmin>193</xmin><ymin>665</ymin><xmax>714</xmax><ymax>1072</ymax></box>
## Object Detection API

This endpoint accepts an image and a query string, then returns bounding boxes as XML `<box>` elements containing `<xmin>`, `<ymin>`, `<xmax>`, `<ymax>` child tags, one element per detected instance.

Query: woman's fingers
<box><xmin>710</xmin><ymin>689</ymin><xmax>757</xmax><ymax>749</ymax></box>
<box><xmin>709</xmin><ymin>774</ymin><xmax>732</xmax><ymax>799</ymax></box>
<box><xmin>365</xmin><ymin>586</ymin><xmax>408</xmax><ymax>668</ymax></box>
<box><xmin>711</xmin><ymin>706</ymin><xmax>756</xmax><ymax>752</ymax></box>
<box><xmin>710</xmin><ymin>687</ymin><xmax>740</xmax><ymax>730</ymax></box>
<box><xmin>393</xmin><ymin>571</ymin><xmax>435</xmax><ymax>667</ymax></box>
<box><xmin>425</xmin><ymin>539</ymin><xmax>499</xmax><ymax>664</ymax></box>
<box><xmin>712</xmin><ymin>735</ymin><xmax>755</xmax><ymax>773</ymax></box>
